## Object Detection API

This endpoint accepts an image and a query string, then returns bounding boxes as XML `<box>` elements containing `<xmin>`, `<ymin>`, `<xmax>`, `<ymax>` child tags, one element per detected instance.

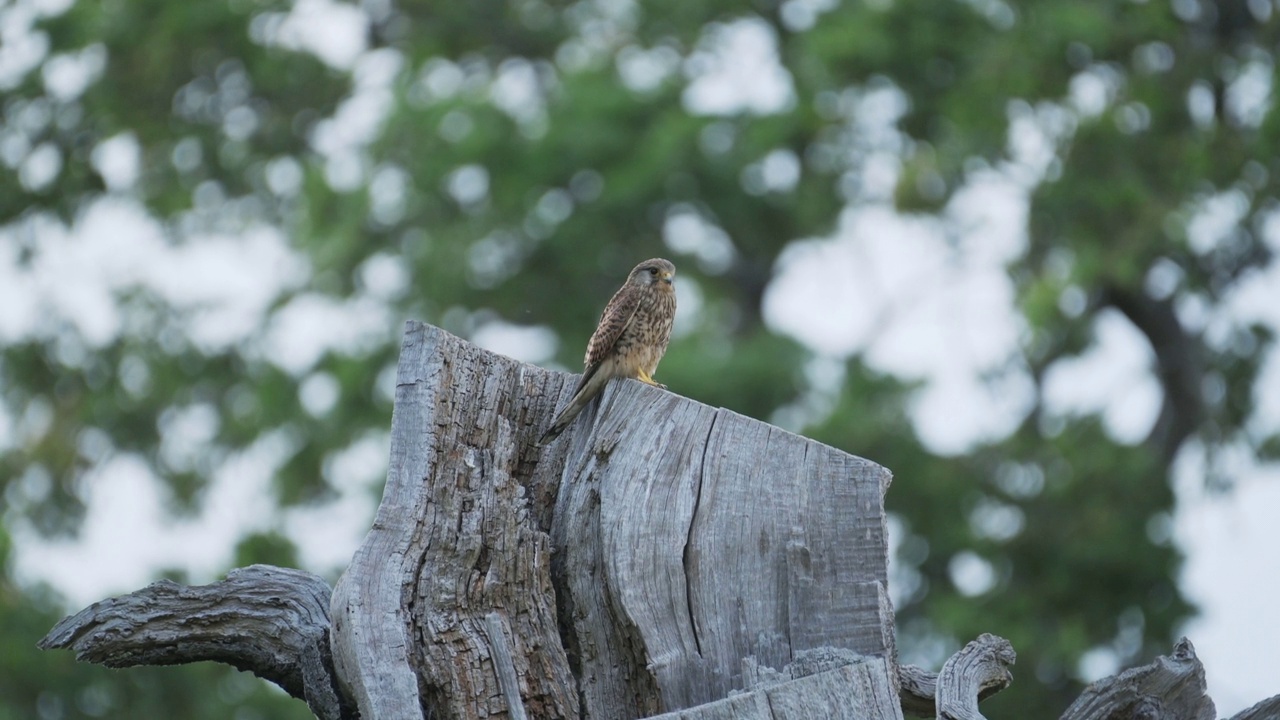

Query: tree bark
<box><xmin>647</xmin><ymin>651</ymin><xmax>904</xmax><ymax>720</ymax></box>
<box><xmin>329</xmin><ymin>321</ymin><xmax>578</xmax><ymax>719</ymax></box>
<box><xmin>1228</xmin><ymin>693</ymin><xmax>1280</xmax><ymax>720</ymax></box>
<box><xmin>37</xmin><ymin>565</ymin><xmax>355</xmax><ymax>720</ymax></box>
<box><xmin>1060</xmin><ymin>637</ymin><xmax>1215</xmax><ymax>720</ymax></box>
<box><xmin>329</xmin><ymin>321</ymin><xmax>898</xmax><ymax>718</ymax></box>
<box><xmin>935</xmin><ymin>634</ymin><xmax>1016</xmax><ymax>720</ymax></box>
<box><xmin>37</xmin><ymin>321</ymin><xmax>1280</xmax><ymax>719</ymax></box>
<box><xmin>895</xmin><ymin>635</ymin><xmax>1014</xmax><ymax>719</ymax></box>
<box><xmin>42</xmin><ymin>321</ymin><xmax>1014</xmax><ymax>720</ymax></box>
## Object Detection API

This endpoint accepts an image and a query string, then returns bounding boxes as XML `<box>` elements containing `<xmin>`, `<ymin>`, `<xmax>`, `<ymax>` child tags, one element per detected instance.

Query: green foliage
<box><xmin>2</xmin><ymin>0</ymin><xmax>1276</xmax><ymax>716</ymax></box>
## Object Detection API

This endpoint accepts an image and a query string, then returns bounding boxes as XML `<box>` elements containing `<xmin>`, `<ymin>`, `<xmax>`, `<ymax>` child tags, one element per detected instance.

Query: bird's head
<box><xmin>629</xmin><ymin>258</ymin><xmax>676</xmax><ymax>288</ymax></box>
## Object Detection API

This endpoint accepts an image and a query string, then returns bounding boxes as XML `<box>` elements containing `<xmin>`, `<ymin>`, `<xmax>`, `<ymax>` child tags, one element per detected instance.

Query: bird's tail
<box><xmin>538</xmin><ymin>366</ymin><xmax>609</xmax><ymax>446</ymax></box>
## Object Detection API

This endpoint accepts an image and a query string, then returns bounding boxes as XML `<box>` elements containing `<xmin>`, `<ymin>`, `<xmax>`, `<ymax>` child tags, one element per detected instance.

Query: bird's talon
<box><xmin>636</xmin><ymin>370</ymin><xmax>664</xmax><ymax>388</ymax></box>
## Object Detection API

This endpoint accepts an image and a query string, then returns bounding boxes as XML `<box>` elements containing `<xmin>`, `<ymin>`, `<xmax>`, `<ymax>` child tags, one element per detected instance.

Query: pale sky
<box><xmin>2</xmin><ymin>1</ymin><xmax>1279</xmax><ymax>715</ymax></box>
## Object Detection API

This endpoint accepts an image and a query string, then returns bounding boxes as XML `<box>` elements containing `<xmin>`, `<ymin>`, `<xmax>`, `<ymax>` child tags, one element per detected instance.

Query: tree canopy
<box><xmin>3</xmin><ymin>0</ymin><xmax>1277</xmax><ymax>717</ymax></box>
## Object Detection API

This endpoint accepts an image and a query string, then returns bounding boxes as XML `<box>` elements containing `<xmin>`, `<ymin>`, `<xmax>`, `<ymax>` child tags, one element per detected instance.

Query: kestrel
<box><xmin>539</xmin><ymin>258</ymin><xmax>677</xmax><ymax>445</ymax></box>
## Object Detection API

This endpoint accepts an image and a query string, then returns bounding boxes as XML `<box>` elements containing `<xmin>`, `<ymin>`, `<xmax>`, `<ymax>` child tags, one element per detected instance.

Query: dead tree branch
<box><xmin>896</xmin><ymin>634</ymin><xmax>1015</xmax><ymax>719</ymax></box>
<box><xmin>37</xmin><ymin>565</ymin><xmax>355</xmax><ymax>720</ymax></box>
<box><xmin>936</xmin><ymin>633</ymin><xmax>1017</xmax><ymax>720</ymax></box>
<box><xmin>1060</xmin><ymin>637</ymin><xmax>1214</xmax><ymax>720</ymax></box>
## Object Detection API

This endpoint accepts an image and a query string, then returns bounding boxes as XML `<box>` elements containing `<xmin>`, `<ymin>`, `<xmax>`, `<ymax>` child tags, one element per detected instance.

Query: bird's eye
<box><xmin>648</xmin><ymin>267</ymin><xmax>659</xmax><ymax>275</ymax></box>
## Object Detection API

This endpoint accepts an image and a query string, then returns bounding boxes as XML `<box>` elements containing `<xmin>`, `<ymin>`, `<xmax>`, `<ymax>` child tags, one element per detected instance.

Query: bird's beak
<box><xmin>661</xmin><ymin>271</ymin><xmax>674</xmax><ymax>285</ymax></box>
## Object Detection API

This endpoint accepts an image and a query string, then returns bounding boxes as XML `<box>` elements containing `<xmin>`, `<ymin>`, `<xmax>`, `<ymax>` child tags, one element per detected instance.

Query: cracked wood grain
<box><xmin>38</xmin><ymin>565</ymin><xmax>355</xmax><ymax>720</ymax></box>
<box><xmin>548</xmin><ymin>364</ymin><xmax>896</xmax><ymax>716</ymax></box>
<box><xmin>484</xmin><ymin>611</ymin><xmax>529</xmax><ymax>720</ymax></box>
<box><xmin>330</xmin><ymin>321</ymin><xmax>577</xmax><ymax>720</ymax></box>
<box><xmin>935</xmin><ymin>633</ymin><xmax>1016</xmax><ymax>720</ymax></box>
<box><xmin>348</xmin><ymin>322</ymin><xmax>895</xmax><ymax>718</ymax></box>
<box><xmin>44</xmin><ymin>321</ymin><xmax>903</xmax><ymax>720</ymax></box>
<box><xmin>645</xmin><ymin>652</ymin><xmax>903</xmax><ymax>720</ymax></box>
<box><xmin>39</xmin><ymin>321</ymin><xmax>1280</xmax><ymax>720</ymax></box>
<box><xmin>1060</xmin><ymin>638</ymin><xmax>1214</xmax><ymax>720</ymax></box>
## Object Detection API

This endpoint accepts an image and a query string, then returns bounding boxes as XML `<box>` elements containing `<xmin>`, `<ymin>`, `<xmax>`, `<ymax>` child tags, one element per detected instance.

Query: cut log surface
<box><xmin>331</xmin><ymin>321</ymin><xmax>896</xmax><ymax>719</ymax></box>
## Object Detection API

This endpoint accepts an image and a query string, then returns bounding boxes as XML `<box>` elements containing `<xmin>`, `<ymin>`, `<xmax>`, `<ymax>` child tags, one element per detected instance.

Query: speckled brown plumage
<box><xmin>539</xmin><ymin>258</ymin><xmax>677</xmax><ymax>444</ymax></box>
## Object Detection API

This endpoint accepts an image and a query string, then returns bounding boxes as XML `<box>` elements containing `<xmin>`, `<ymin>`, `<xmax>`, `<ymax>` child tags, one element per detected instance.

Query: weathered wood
<box><xmin>647</xmin><ymin>692</ymin><xmax>772</xmax><ymax>719</ymax></box>
<box><xmin>328</xmin><ymin>321</ymin><xmax>896</xmax><ymax>719</ymax></box>
<box><xmin>1228</xmin><ymin>693</ymin><xmax>1280</xmax><ymax>720</ymax></box>
<box><xmin>898</xmin><ymin>637</ymin><xmax>1017</xmax><ymax>720</ymax></box>
<box><xmin>743</xmin><ymin>646</ymin><xmax>868</xmax><ymax>687</ymax></box>
<box><xmin>546</xmin><ymin>380</ymin><xmax>711</xmax><ymax>718</ymax></box>
<box><xmin>330</xmin><ymin>321</ymin><xmax>577</xmax><ymax>719</ymax></box>
<box><xmin>543</xmin><ymin>355</ymin><xmax>896</xmax><ymax>716</ymax></box>
<box><xmin>38</xmin><ymin>320</ymin><xmax>1280</xmax><ymax>720</ymax></box>
<box><xmin>899</xmin><ymin>663</ymin><xmax>942</xmax><ymax>717</ymax></box>
<box><xmin>484</xmin><ymin>611</ymin><xmax>530</xmax><ymax>720</ymax></box>
<box><xmin>645</xmin><ymin>653</ymin><xmax>903</xmax><ymax>720</ymax></box>
<box><xmin>687</xmin><ymin>412</ymin><xmax>894</xmax><ymax>671</ymax></box>
<box><xmin>935</xmin><ymin>633</ymin><xmax>1016</xmax><ymax>720</ymax></box>
<box><xmin>766</xmin><ymin>660</ymin><xmax>902</xmax><ymax>720</ymax></box>
<box><xmin>41</xmin><ymin>321</ymin><xmax>900</xmax><ymax>720</ymax></box>
<box><xmin>1059</xmin><ymin>637</ymin><xmax>1215</xmax><ymax>720</ymax></box>
<box><xmin>37</xmin><ymin>565</ymin><xmax>355</xmax><ymax>720</ymax></box>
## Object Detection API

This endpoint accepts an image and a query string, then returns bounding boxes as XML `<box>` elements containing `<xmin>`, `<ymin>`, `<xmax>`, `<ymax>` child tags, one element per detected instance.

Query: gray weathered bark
<box><xmin>647</xmin><ymin>651</ymin><xmax>904</xmax><ymax>720</ymax></box>
<box><xmin>1228</xmin><ymin>693</ymin><xmax>1280</xmax><ymax>720</ymax></box>
<box><xmin>1056</xmin><ymin>637</ymin><xmax>1280</xmax><ymax>720</ymax></box>
<box><xmin>329</xmin><ymin>321</ymin><xmax>578</xmax><ymax>719</ymax></box>
<box><xmin>330</xmin><ymin>320</ymin><xmax>899</xmax><ymax>719</ymax></box>
<box><xmin>1060</xmin><ymin>637</ymin><xmax>1215</xmax><ymax>720</ymax></box>
<box><xmin>42</xmin><ymin>321</ymin><xmax>1014</xmax><ymax>720</ymax></box>
<box><xmin>935</xmin><ymin>634</ymin><xmax>1016</xmax><ymax>720</ymax></box>
<box><xmin>899</xmin><ymin>663</ymin><xmax>944</xmax><ymax>718</ymax></box>
<box><xmin>36</xmin><ymin>320</ymin><xmax>1280</xmax><ymax>719</ymax></box>
<box><xmin>895</xmin><ymin>636</ymin><xmax>1014</xmax><ymax>719</ymax></box>
<box><xmin>37</xmin><ymin>565</ymin><xmax>355</xmax><ymax>720</ymax></box>
<box><xmin>543</xmin><ymin>367</ymin><xmax>897</xmax><ymax>716</ymax></box>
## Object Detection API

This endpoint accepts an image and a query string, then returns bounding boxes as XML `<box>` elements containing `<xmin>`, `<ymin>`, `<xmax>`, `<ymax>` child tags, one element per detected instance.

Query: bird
<box><xmin>539</xmin><ymin>258</ymin><xmax>677</xmax><ymax>445</ymax></box>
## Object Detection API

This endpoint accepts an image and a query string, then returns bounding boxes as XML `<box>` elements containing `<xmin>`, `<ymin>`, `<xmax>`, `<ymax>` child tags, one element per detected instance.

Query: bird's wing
<box><xmin>558</xmin><ymin>285</ymin><xmax>639</xmax><ymax>399</ymax></box>
<box><xmin>540</xmin><ymin>285</ymin><xmax>647</xmax><ymax>445</ymax></box>
<box><xmin>585</xmin><ymin>284</ymin><xmax>643</xmax><ymax>368</ymax></box>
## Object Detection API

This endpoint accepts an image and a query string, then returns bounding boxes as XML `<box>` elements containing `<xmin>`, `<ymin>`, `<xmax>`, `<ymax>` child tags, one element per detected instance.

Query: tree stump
<box><xmin>41</xmin><ymin>322</ymin><xmax>1280</xmax><ymax>718</ymax></box>
<box><xmin>44</xmin><ymin>321</ymin><xmax>1036</xmax><ymax>719</ymax></box>
<box><xmin>329</xmin><ymin>321</ymin><xmax>896</xmax><ymax>718</ymax></box>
